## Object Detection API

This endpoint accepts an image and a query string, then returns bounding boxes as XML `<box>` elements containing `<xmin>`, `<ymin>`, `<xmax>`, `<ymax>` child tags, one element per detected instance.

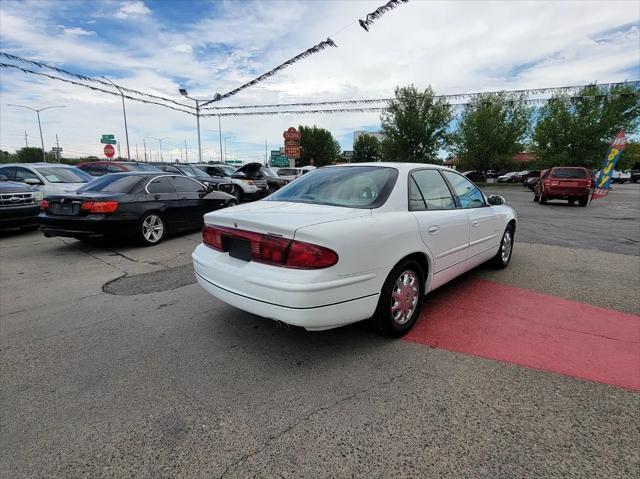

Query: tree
<box><xmin>451</xmin><ymin>93</ymin><xmax>531</xmax><ymax>172</ymax></box>
<box><xmin>298</xmin><ymin>125</ymin><xmax>341</xmax><ymax>166</ymax></box>
<box><xmin>617</xmin><ymin>140</ymin><xmax>639</xmax><ymax>171</ymax></box>
<box><xmin>16</xmin><ymin>147</ymin><xmax>45</xmax><ymax>163</ymax></box>
<box><xmin>380</xmin><ymin>85</ymin><xmax>452</xmax><ymax>163</ymax></box>
<box><xmin>352</xmin><ymin>134</ymin><xmax>382</xmax><ymax>162</ymax></box>
<box><xmin>533</xmin><ymin>84</ymin><xmax>640</xmax><ymax>169</ymax></box>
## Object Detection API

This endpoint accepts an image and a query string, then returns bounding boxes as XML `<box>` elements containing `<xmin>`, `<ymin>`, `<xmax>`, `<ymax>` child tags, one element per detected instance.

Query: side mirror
<box><xmin>24</xmin><ymin>178</ymin><xmax>43</xmax><ymax>186</ymax></box>
<box><xmin>487</xmin><ymin>194</ymin><xmax>505</xmax><ymax>206</ymax></box>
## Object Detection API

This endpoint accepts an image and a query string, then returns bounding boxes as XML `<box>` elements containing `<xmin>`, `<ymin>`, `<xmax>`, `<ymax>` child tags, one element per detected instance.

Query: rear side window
<box><xmin>409</xmin><ymin>170</ymin><xmax>455</xmax><ymax>210</ymax></box>
<box><xmin>78</xmin><ymin>175</ymin><xmax>143</xmax><ymax>193</ymax></box>
<box><xmin>147</xmin><ymin>177</ymin><xmax>176</xmax><ymax>194</ymax></box>
<box><xmin>552</xmin><ymin>168</ymin><xmax>587</xmax><ymax>179</ymax></box>
<box><xmin>442</xmin><ymin>171</ymin><xmax>485</xmax><ymax>208</ymax></box>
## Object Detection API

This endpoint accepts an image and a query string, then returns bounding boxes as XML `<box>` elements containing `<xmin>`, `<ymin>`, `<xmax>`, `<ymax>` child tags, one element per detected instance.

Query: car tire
<box><xmin>231</xmin><ymin>186</ymin><xmax>241</xmax><ymax>201</ymax></box>
<box><xmin>579</xmin><ymin>197</ymin><xmax>588</xmax><ymax>207</ymax></box>
<box><xmin>490</xmin><ymin>224</ymin><xmax>514</xmax><ymax>269</ymax></box>
<box><xmin>227</xmin><ymin>199</ymin><xmax>238</xmax><ymax>207</ymax></box>
<box><xmin>138</xmin><ymin>212</ymin><xmax>166</xmax><ymax>246</ymax></box>
<box><xmin>373</xmin><ymin>259</ymin><xmax>424</xmax><ymax>337</ymax></box>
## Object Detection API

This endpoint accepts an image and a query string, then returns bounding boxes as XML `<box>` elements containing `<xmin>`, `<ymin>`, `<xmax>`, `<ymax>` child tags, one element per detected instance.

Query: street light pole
<box><xmin>224</xmin><ymin>136</ymin><xmax>235</xmax><ymax>163</ymax></box>
<box><xmin>152</xmin><ymin>137</ymin><xmax>168</xmax><ymax>162</ymax></box>
<box><xmin>8</xmin><ymin>104</ymin><xmax>66</xmax><ymax>162</ymax></box>
<box><xmin>218</xmin><ymin>116</ymin><xmax>223</xmax><ymax>164</ymax></box>
<box><xmin>102</xmin><ymin>76</ymin><xmax>131</xmax><ymax>161</ymax></box>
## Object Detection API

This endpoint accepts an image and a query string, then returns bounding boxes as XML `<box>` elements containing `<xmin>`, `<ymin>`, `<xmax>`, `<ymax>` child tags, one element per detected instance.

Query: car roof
<box><xmin>333</xmin><ymin>162</ymin><xmax>453</xmax><ymax>173</ymax></box>
<box><xmin>0</xmin><ymin>163</ymin><xmax>77</xmax><ymax>168</ymax></box>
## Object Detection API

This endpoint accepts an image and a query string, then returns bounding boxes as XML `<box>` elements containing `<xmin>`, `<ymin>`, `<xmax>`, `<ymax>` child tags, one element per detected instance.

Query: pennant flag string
<box><xmin>0</xmin><ymin>52</ymin><xmax>197</xmax><ymax>109</ymax></box>
<box><xmin>359</xmin><ymin>0</ymin><xmax>410</xmax><ymax>32</ymax></box>
<box><xmin>200</xmin><ymin>38</ymin><xmax>338</xmax><ymax>106</ymax></box>
<box><xmin>0</xmin><ymin>63</ymin><xmax>197</xmax><ymax>116</ymax></box>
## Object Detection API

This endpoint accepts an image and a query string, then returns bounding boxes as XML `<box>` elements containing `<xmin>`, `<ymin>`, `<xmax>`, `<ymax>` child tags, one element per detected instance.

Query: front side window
<box><xmin>15</xmin><ymin>167</ymin><xmax>39</xmax><ymax>182</ymax></box>
<box><xmin>442</xmin><ymin>171</ymin><xmax>485</xmax><ymax>208</ymax></box>
<box><xmin>267</xmin><ymin>166</ymin><xmax>398</xmax><ymax>209</ymax></box>
<box><xmin>147</xmin><ymin>176</ymin><xmax>175</xmax><ymax>194</ymax></box>
<box><xmin>168</xmin><ymin>176</ymin><xmax>204</xmax><ymax>193</ymax></box>
<box><xmin>409</xmin><ymin>170</ymin><xmax>455</xmax><ymax>210</ymax></box>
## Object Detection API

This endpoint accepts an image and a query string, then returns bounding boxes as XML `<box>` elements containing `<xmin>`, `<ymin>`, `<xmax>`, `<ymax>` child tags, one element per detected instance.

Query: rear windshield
<box><xmin>552</xmin><ymin>168</ymin><xmax>587</xmax><ymax>179</ymax></box>
<box><xmin>77</xmin><ymin>175</ymin><xmax>144</xmax><ymax>193</ymax></box>
<box><xmin>267</xmin><ymin>166</ymin><xmax>398</xmax><ymax>209</ymax></box>
<box><xmin>35</xmin><ymin>167</ymin><xmax>91</xmax><ymax>183</ymax></box>
<box><xmin>179</xmin><ymin>165</ymin><xmax>210</xmax><ymax>179</ymax></box>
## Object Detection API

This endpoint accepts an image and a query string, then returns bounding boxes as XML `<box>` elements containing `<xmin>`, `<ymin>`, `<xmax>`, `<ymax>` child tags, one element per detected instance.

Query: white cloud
<box><xmin>114</xmin><ymin>1</ymin><xmax>150</xmax><ymax>20</ymax></box>
<box><xmin>60</xmin><ymin>26</ymin><xmax>95</xmax><ymax>36</ymax></box>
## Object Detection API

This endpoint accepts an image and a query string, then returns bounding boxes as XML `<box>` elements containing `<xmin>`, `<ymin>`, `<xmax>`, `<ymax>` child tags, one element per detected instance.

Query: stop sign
<box><xmin>104</xmin><ymin>144</ymin><xmax>115</xmax><ymax>158</ymax></box>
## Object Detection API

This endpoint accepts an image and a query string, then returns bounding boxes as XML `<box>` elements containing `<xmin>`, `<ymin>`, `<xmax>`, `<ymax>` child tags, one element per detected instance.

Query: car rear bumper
<box><xmin>546</xmin><ymin>188</ymin><xmax>590</xmax><ymax>197</ymax></box>
<box><xmin>0</xmin><ymin>205</ymin><xmax>40</xmax><ymax>230</ymax></box>
<box><xmin>192</xmin><ymin>243</ymin><xmax>379</xmax><ymax>330</ymax></box>
<box><xmin>38</xmin><ymin>214</ymin><xmax>137</xmax><ymax>238</ymax></box>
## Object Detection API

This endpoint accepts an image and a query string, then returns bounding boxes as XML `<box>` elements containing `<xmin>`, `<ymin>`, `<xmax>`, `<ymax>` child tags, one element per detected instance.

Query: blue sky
<box><xmin>0</xmin><ymin>0</ymin><xmax>638</xmax><ymax>160</ymax></box>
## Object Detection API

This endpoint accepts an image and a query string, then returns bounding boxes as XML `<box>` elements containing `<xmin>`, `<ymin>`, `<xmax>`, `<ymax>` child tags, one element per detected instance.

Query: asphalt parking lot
<box><xmin>1</xmin><ymin>184</ymin><xmax>639</xmax><ymax>478</ymax></box>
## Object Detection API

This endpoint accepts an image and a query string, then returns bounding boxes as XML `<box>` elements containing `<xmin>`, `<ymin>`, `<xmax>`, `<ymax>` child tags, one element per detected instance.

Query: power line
<box><xmin>0</xmin><ymin>63</ymin><xmax>197</xmax><ymax>115</ymax></box>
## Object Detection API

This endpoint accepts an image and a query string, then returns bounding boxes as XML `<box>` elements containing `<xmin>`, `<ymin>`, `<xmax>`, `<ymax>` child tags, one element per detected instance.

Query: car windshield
<box><xmin>35</xmin><ymin>167</ymin><xmax>91</xmax><ymax>183</ymax></box>
<box><xmin>77</xmin><ymin>174</ymin><xmax>144</xmax><ymax>193</ymax></box>
<box><xmin>267</xmin><ymin>166</ymin><xmax>398</xmax><ymax>209</ymax></box>
<box><xmin>552</xmin><ymin>168</ymin><xmax>587</xmax><ymax>179</ymax></box>
<box><xmin>217</xmin><ymin>165</ymin><xmax>236</xmax><ymax>176</ymax></box>
<box><xmin>262</xmin><ymin>167</ymin><xmax>279</xmax><ymax>177</ymax></box>
<box><xmin>278</xmin><ymin>168</ymin><xmax>299</xmax><ymax>176</ymax></box>
<box><xmin>127</xmin><ymin>163</ymin><xmax>161</xmax><ymax>172</ymax></box>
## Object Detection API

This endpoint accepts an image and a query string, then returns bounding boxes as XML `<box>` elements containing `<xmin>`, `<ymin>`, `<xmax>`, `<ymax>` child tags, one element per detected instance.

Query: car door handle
<box><xmin>428</xmin><ymin>226</ymin><xmax>439</xmax><ymax>234</ymax></box>
<box><xmin>471</xmin><ymin>220</ymin><xmax>479</xmax><ymax>227</ymax></box>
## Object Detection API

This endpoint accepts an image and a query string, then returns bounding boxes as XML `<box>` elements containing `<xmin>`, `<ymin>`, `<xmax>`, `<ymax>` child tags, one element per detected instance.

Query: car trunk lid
<box><xmin>203</xmin><ymin>200</ymin><xmax>371</xmax><ymax>238</ymax></box>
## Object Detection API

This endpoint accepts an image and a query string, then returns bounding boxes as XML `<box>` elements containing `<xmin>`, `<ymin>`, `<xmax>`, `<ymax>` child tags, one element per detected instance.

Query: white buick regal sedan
<box><xmin>192</xmin><ymin>163</ymin><xmax>516</xmax><ymax>336</ymax></box>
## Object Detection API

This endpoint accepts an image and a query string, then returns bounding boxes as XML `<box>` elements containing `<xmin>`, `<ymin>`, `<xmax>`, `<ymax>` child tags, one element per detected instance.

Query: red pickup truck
<box><xmin>534</xmin><ymin>167</ymin><xmax>591</xmax><ymax>206</ymax></box>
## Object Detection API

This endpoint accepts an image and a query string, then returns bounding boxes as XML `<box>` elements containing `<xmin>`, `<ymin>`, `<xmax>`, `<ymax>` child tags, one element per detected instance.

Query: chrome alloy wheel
<box><xmin>501</xmin><ymin>230</ymin><xmax>513</xmax><ymax>264</ymax></box>
<box><xmin>142</xmin><ymin>214</ymin><xmax>164</xmax><ymax>243</ymax></box>
<box><xmin>391</xmin><ymin>270</ymin><xmax>419</xmax><ymax>325</ymax></box>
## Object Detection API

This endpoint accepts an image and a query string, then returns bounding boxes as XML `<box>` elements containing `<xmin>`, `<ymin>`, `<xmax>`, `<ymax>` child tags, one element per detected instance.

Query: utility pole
<box><xmin>102</xmin><ymin>76</ymin><xmax>131</xmax><ymax>161</ymax></box>
<box><xmin>265</xmin><ymin>139</ymin><xmax>268</xmax><ymax>166</ymax></box>
<box><xmin>55</xmin><ymin>134</ymin><xmax>61</xmax><ymax>163</ymax></box>
<box><xmin>218</xmin><ymin>116</ymin><xmax>223</xmax><ymax>163</ymax></box>
<box><xmin>143</xmin><ymin>139</ymin><xmax>147</xmax><ymax>162</ymax></box>
<box><xmin>152</xmin><ymin>137</ymin><xmax>168</xmax><ymax>162</ymax></box>
<box><xmin>24</xmin><ymin>131</ymin><xmax>28</xmax><ymax>147</ymax></box>
<box><xmin>8</xmin><ymin>104</ymin><xmax>66</xmax><ymax>162</ymax></box>
<box><xmin>136</xmin><ymin>144</ymin><xmax>139</xmax><ymax>161</ymax></box>
<box><xmin>184</xmin><ymin>140</ymin><xmax>188</xmax><ymax>163</ymax></box>
<box><xmin>117</xmin><ymin>140</ymin><xmax>121</xmax><ymax>158</ymax></box>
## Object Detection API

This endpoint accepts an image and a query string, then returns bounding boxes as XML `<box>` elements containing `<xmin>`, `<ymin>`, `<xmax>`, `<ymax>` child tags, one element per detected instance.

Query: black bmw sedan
<box><xmin>38</xmin><ymin>172</ymin><xmax>236</xmax><ymax>246</ymax></box>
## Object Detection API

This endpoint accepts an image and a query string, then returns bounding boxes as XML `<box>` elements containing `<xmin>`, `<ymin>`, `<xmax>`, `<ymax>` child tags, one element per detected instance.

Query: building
<box><xmin>353</xmin><ymin>130</ymin><xmax>384</xmax><ymax>145</ymax></box>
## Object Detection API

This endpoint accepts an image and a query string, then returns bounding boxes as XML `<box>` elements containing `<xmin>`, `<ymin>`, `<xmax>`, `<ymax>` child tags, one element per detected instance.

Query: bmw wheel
<box><xmin>138</xmin><ymin>212</ymin><xmax>166</xmax><ymax>246</ymax></box>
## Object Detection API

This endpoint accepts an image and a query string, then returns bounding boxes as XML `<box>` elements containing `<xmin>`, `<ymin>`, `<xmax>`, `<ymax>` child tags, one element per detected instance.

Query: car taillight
<box><xmin>80</xmin><ymin>201</ymin><xmax>119</xmax><ymax>213</ymax></box>
<box><xmin>544</xmin><ymin>180</ymin><xmax>551</xmax><ymax>188</ymax></box>
<box><xmin>39</xmin><ymin>199</ymin><xmax>49</xmax><ymax>211</ymax></box>
<box><xmin>202</xmin><ymin>225</ymin><xmax>338</xmax><ymax>269</ymax></box>
<box><xmin>285</xmin><ymin>240</ymin><xmax>338</xmax><ymax>269</ymax></box>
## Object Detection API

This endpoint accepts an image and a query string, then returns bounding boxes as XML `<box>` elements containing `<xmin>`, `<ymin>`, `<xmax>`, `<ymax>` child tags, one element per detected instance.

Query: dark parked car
<box><xmin>259</xmin><ymin>166</ymin><xmax>288</xmax><ymax>191</ymax></box>
<box><xmin>524</xmin><ymin>176</ymin><xmax>539</xmax><ymax>190</ymax></box>
<box><xmin>156</xmin><ymin>163</ymin><xmax>236</xmax><ymax>197</ymax></box>
<box><xmin>38</xmin><ymin>172</ymin><xmax>236</xmax><ymax>245</ymax></box>
<box><xmin>534</xmin><ymin>167</ymin><xmax>591</xmax><ymax>206</ymax></box>
<box><xmin>462</xmin><ymin>171</ymin><xmax>485</xmax><ymax>183</ymax></box>
<box><xmin>77</xmin><ymin>161</ymin><xmax>162</xmax><ymax>176</ymax></box>
<box><xmin>0</xmin><ymin>176</ymin><xmax>41</xmax><ymax>231</ymax></box>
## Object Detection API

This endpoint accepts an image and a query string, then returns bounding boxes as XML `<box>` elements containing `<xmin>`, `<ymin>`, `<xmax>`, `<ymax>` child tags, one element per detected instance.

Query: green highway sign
<box><xmin>100</xmin><ymin>139</ymin><xmax>117</xmax><ymax>145</ymax></box>
<box><xmin>270</xmin><ymin>155</ymin><xmax>289</xmax><ymax>167</ymax></box>
<box><xmin>101</xmin><ymin>134</ymin><xmax>115</xmax><ymax>140</ymax></box>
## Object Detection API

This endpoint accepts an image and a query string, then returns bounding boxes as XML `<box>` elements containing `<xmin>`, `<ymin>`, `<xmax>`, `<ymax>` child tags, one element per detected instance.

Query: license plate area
<box><xmin>50</xmin><ymin>203</ymin><xmax>80</xmax><ymax>215</ymax></box>
<box><xmin>223</xmin><ymin>236</ymin><xmax>251</xmax><ymax>262</ymax></box>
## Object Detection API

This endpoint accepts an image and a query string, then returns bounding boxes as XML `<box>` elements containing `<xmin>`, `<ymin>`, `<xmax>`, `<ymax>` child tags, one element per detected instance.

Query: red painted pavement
<box><xmin>405</xmin><ymin>278</ymin><xmax>640</xmax><ymax>390</ymax></box>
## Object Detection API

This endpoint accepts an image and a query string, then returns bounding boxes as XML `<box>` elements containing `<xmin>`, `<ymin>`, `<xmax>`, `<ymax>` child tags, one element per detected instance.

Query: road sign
<box><xmin>270</xmin><ymin>155</ymin><xmax>289</xmax><ymax>167</ymax></box>
<box><xmin>283</xmin><ymin>127</ymin><xmax>301</xmax><ymax>141</ymax></box>
<box><xmin>284</xmin><ymin>145</ymin><xmax>301</xmax><ymax>159</ymax></box>
<box><xmin>100</xmin><ymin>139</ymin><xmax>117</xmax><ymax>144</ymax></box>
<box><xmin>101</xmin><ymin>134</ymin><xmax>115</xmax><ymax>140</ymax></box>
<box><xmin>104</xmin><ymin>144</ymin><xmax>115</xmax><ymax>158</ymax></box>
